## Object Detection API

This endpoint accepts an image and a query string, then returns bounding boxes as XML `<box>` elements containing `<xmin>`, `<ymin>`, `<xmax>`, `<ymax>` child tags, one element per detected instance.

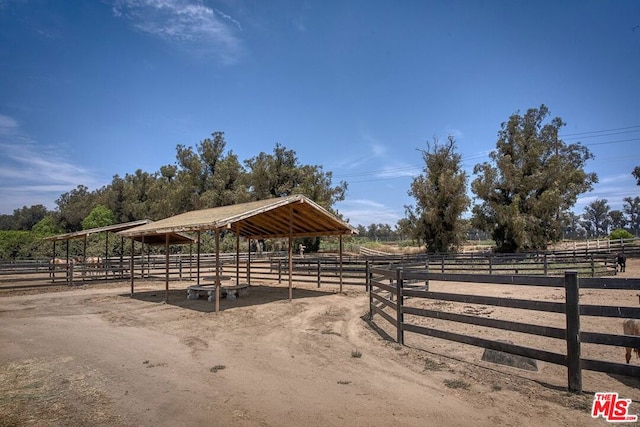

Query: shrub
<box><xmin>610</xmin><ymin>229</ymin><xmax>633</xmax><ymax>240</ymax></box>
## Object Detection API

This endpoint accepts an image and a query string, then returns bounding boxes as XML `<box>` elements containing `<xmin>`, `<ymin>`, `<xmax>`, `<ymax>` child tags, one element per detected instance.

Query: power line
<box><xmin>560</xmin><ymin>125</ymin><xmax>640</xmax><ymax>137</ymax></box>
<box><xmin>334</xmin><ymin>125</ymin><xmax>639</xmax><ymax>183</ymax></box>
<box><xmin>563</xmin><ymin>129</ymin><xmax>640</xmax><ymax>141</ymax></box>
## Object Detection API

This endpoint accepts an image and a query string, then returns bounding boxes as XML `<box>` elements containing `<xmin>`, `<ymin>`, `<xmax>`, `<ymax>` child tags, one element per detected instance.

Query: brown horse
<box><xmin>623</xmin><ymin>319</ymin><xmax>640</xmax><ymax>363</ymax></box>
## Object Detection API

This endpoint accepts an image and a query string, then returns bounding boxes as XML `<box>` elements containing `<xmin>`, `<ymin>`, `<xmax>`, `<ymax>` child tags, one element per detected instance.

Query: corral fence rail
<box><xmin>0</xmin><ymin>244</ymin><xmax>631</xmax><ymax>289</ymax></box>
<box><xmin>366</xmin><ymin>266</ymin><xmax>640</xmax><ymax>393</ymax></box>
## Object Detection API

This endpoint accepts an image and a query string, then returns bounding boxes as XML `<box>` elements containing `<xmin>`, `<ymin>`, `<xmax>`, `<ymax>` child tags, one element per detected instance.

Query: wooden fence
<box><xmin>367</xmin><ymin>266</ymin><xmax>640</xmax><ymax>392</ymax></box>
<box><xmin>0</xmin><ymin>248</ymin><xmax>625</xmax><ymax>290</ymax></box>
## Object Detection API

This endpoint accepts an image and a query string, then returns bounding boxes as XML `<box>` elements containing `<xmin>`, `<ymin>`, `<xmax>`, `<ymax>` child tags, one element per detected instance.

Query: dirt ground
<box><xmin>1</xmin><ymin>260</ymin><xmax>640</xmax><ymax>426</ymax></box>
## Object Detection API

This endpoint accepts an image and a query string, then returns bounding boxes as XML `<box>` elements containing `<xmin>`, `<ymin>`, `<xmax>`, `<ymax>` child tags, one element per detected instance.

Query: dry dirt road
<box><xmin>1</xmin><ymin>263</ymin><xmax>639</xmax><ymax>426</ymax></box>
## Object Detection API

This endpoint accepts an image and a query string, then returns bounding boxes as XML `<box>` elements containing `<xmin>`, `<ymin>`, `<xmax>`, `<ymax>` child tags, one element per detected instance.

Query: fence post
<box><xmin>489</xmin><ymin>254</ymin><xmax>493</xmax><ymax>275</ymax></box>
<box><xmin>565</xmin><ymin>271</ymin><xmax>582</xmax><ymax>393</ymax></box>
<box><xmin>441</xmin><ymin>255</ymin><xmax>445</xmax><ymax>273</ymax></box>
<box><xmin>396</xmin><ymin>268</ymin><xmax>404</xmax><ymax>345</ymax></box>
<box><xmin>367</xmin><ymin>262</ymin><xmax>373</xmax><ymax>319</ymax></box>
<box><xmin>67</xmin><ymin>262</ymin><xmax>74</xmax><ymax>286</ymax></box>
<box><xmin>278</xmin><ymin>259</ymin><xmax>282</xmax><ymax>284</ymax></box>
<box><xmin>424</xmin><ymin>256</ymin><xmax>429</xmax><ymax>291</ymax></box>
<box><xmin>365</xmin><ymin>260</ymin><xmax>370</xmax><ymax>292</ymax></box>
<box><xmin>317</xmin><ymin>260</ymin><xmax>321</xmax><ymax>288</ymax></box>
<box><xmin>590</xmin><ymin>255</ymin><xmax>595</xmax><ymax>277</ymax></box>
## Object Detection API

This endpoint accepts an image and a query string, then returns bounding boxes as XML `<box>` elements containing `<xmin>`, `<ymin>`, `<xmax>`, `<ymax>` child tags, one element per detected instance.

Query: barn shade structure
<box><xmin>118</xmin><ymin>195</ymin><xmax>357</xmax><ymax>311</ymax></box>
<box><xmin>43</xmin><ymin>219</ymin><xmax>152</xmax><ymax>266</ymax></box>
<box><xmin>43</xmin><ymin>219</ymin><xmax>195</xmax><ymax>284</ymax></box>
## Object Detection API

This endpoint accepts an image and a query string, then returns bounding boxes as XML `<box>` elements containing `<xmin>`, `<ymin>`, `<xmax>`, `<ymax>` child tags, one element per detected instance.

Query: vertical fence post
<box><xmin>68</xmin><ymin>262</ymin><xmax>74</xmax><ymax>286</ymax></box>
<box><xmin>590</xmin><ymin>255</ymin><xmax>595</xmax><ymax>277</ymax></box>
<box><xmin>544</xmin><ymin>253</ymin><xmax>548</xmax><ymax>276</ymax></box>
<box><xmin>440</xmin><ymin>255</ymin><xmax>445</xmax><ymax>273</ymax></box>
<box><xmin>368</xmin><ymin>263</ymin><xmax>373</xmax><ymax>320</ymax></box>
<box><xmin>424</xmin><ymin>256</ymin><xmax>429</xmax><ymax>291</ymax></box>
<box><xmin>365</xmin><ymin>260</ymin><xmax>370</xmax><ymax>292</ymax></box>
<box><xmin>396</xmin><ymin>268</ymin><xmax>404</xmax><ymax>345</ymax></box>
<box><xmin>278</xmin><ymin>259</ymin><xmax>282</xmax><ymax>284</ymax></box>
<box><xmin>317</xmin><ymin>260</ymin><xmax>321</xmax><ymax>288</ymax></box>
<box><xmin>489</xmin><ymin>254</ymin><xmax>493</xmax><ymax>275</ymax></box>
<box><xmin>565</xmin><ymin>270</ymin><xmax>582</xmax><ymax>393</ymax></box>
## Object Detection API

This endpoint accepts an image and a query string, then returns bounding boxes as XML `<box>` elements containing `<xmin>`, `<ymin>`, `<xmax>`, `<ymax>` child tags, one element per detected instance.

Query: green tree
<box><xmin>244</xmin><ymin>143</ymin><xmax>348</xmax><ymax>252</ymax></box>
<box><xmin>623</xmin><ymin>196</ymin><xmax>640</xmax><ymax>236</ymax></box>
<box><xmin>633</xmin><ymin>166</ymin><xmax>640</xmax><ymax>186</ymax></box>
<box><xmin>32</xmin><ymin>215</ymin><xmax>62</xmax><ymax>236</ymax></box>
<box><xmin>56</xmin><ymin>185</ymin><xmax>96</xmax><ymax>232</ymax></box>
<box><xmin>173</xmin><ymin>132</ymin><xmax>247</xmax><ymax>211</ymax></box>
<box><xmin>610</xmin><ymin>229</ymin><xmax>633</xmax><ymax>240</ymax></box>
<box><xmin>407</xmin><ymin>136</ymin><xmax>470</xmax><ymax>253</ymax></box>
<box><xmin>13</xmin><ymin>205</ymin><xmax>48</xmax><ymax>230</ymax></box>
<box><xmin>82</xmin><ymin>205</ymin><xmax>116</xmax><ymax>230</ymax></box>
<box><xmin>608</xmin><ymin>210</ymin><xmax>626</xmax><ymax>231</ymax></box>
<box><xmin>471</xmin><ymin>105</ymin><xmax>597</xmax><ymax>252</ymax></box>
<box><xmin>0</xmin><ymin>231</ymin><xmax>38</xmax><ymax>260</ymax></box>
<box><xmin>582</xmin><ymin>199</ymin><xmax>610</xmax><ymax>237</ymax></box>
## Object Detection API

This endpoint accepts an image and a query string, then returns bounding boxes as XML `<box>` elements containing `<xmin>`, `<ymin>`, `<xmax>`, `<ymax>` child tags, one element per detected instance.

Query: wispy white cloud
<box><xmin>0</xmin><ymin>116</ymin><xmax>102</xmax><ymax>213</ymax></box>
<box><xmin>336</xmin><ymin>199</ymin><xmax>402</xmax><ymax>227</ymax></box>
<box><xmin>0</xmin><ymin>113</ymin><xmax>18</xmax><ymax>134</ymax></box>
<box><xmin>112</xmin><ymin>0</ymin><xmax>243</xmax><ymax>64</ymax></box>
<box><xmin>445</xmin><ymin>128</ymin><xmax>464</xmax><ymax>139</ymax></box>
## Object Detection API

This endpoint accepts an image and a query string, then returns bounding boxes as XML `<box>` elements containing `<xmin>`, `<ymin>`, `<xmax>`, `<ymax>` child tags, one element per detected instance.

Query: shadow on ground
<box><xmin>123</xmin><ymin>283</ymin><xmax>337</xmax><ymax>313</ymax></box>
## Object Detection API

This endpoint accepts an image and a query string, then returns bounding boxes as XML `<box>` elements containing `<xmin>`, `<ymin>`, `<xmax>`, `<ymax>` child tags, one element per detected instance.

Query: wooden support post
<box><xmin>65</xmin><ymin>239</ymin><xmax>71</xmax><ymax>286</ymax></box>
<box><xmin>164</xmin><ymin>234</ymin><xmax>169</xmax><ymax>303</ymax></box>
<box><xmin>544</xmin><ymin>253</ymin><xmax>548</xmax><ymax>276</ymax></box>
<box><xmin>196</xmin><ymin>231</ymin><xmax>201</xmax><ymax>285</ymax></box>
<box><xmin>120</xmin><ymin>236</ymin><xmax>125</xmax><ymax>278</ymax></box>
<box><xmin>130</xmin><ymin>239</ymin><xmax>135</xmax><ymax>296</ymax></box>
<box><xmin>288</xmin><ymin>206</ymin><xmax>293</xmax><ymax>301</ymax></box>
<box><xmin>317</xmin><ymin>260</ymin><xmax>321</xmax><ymax>288</ymax></box>
<box><xmin>396</xmin><ymin>267</ymin><xmax>404</xmax><ymax>345</ymax></box>
<box><xmin>140</xmin><ymin>236</ymin><xmax>145</xmax><ymax>279</ymax></box>
<box><xmin>339</xmin><ymin>235</ymin><xmax>343</xmax><ymax>294</ymax></box>
<box><xmin>247</xmin><ymin>238</ymin><xmax>251</xmax><ymax>285</ymax></box>
<box><xmin>565</xmin><ymin>271</ymin><xmax>582</xmax><ymax>393</ymax></box>
<box><xmin>215</xmin><ymin>229</ymin><xmax>220</xmax><ymax>313</ymax></box>
<box><xmin>189</xmin><ymin>242</ymin><xmax>193</xmax><ymax>280</ymax></box>
<box><xmin>235</xmin><ymin>225</ymin><xmax>240</xmax><ymax>284</ymax></box>
<box><xmin>83</xmin><ymin>235</ymin><xmax>87</xmax><ymax>263</ymax></box>
<box><xmin>51</xmin><ymin>240</ymin><xmax>56</xmax><ymax>282</ymax></box>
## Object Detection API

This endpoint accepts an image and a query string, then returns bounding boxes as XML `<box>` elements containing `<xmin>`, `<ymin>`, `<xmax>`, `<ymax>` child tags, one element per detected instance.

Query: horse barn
<box><xmin>117</xmin><ymin>195</ymin><xmax>357</xmax><ymax>311</ymax></box>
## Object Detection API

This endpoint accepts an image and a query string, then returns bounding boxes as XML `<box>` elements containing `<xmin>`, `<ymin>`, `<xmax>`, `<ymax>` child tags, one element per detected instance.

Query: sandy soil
<box><xmin>1</xmin><ymin>260</ymin><xmax>639</xmax><ymax>426</ymax></box>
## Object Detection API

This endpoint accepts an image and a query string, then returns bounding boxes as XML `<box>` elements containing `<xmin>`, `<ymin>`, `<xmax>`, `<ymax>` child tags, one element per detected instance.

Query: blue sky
<box><xmin>1</xmin><ymin>0</ymin><xmax>639</xmax><ymax>226</ymax></box>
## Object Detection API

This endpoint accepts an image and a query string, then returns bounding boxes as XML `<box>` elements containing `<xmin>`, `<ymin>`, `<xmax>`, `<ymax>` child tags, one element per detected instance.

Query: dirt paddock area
<box><xmin>1</xmin><ymin>260</ymin><xmax>640</xmax><ymax>426</ymax></box>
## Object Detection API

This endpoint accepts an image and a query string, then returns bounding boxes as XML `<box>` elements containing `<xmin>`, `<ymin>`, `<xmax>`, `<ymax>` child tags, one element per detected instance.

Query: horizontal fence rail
<box><xmin>367</xmin><ymin>268</ymin><xmax>640</xmax><ymax>392</ymax></box>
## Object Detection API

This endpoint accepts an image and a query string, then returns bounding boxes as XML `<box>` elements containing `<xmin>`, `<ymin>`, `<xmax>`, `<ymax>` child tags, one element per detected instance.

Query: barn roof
<box><xmin>117</xmin><ymin>195</ymin><xmax>356</xmax><ymax>239</ymax></box>
<box><xmin>43</xmin><ymin>219</ymin><xmax>152</xmax><ymax>242</ymax></box>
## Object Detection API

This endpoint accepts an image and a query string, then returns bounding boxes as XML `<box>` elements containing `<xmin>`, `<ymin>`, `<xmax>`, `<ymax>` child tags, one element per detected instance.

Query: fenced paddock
<box><xmin>0</xmin><ymin>248</ymin><xmax>628</xmax><ymax>291</ymax></box>
<box><xmin>367</xmin><ymin>267</ymin><xmax>640</xmax><ymax>392</ymax></box>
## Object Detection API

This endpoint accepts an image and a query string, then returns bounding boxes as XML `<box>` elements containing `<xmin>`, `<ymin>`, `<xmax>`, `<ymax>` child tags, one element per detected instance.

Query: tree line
<box><xmin>1</xmin><ymin>105</ymin><xmax>639</xmax><ymax>259</ymax></box>
<box><xmin>402</xmin><ymin>105</ymin><xmax>639</xmax><ymax>252</ymax></box>
<box><xmin>0</xmin><ymin>135</ymin><xmax>346</xmax><ymax>259</ymax></box>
